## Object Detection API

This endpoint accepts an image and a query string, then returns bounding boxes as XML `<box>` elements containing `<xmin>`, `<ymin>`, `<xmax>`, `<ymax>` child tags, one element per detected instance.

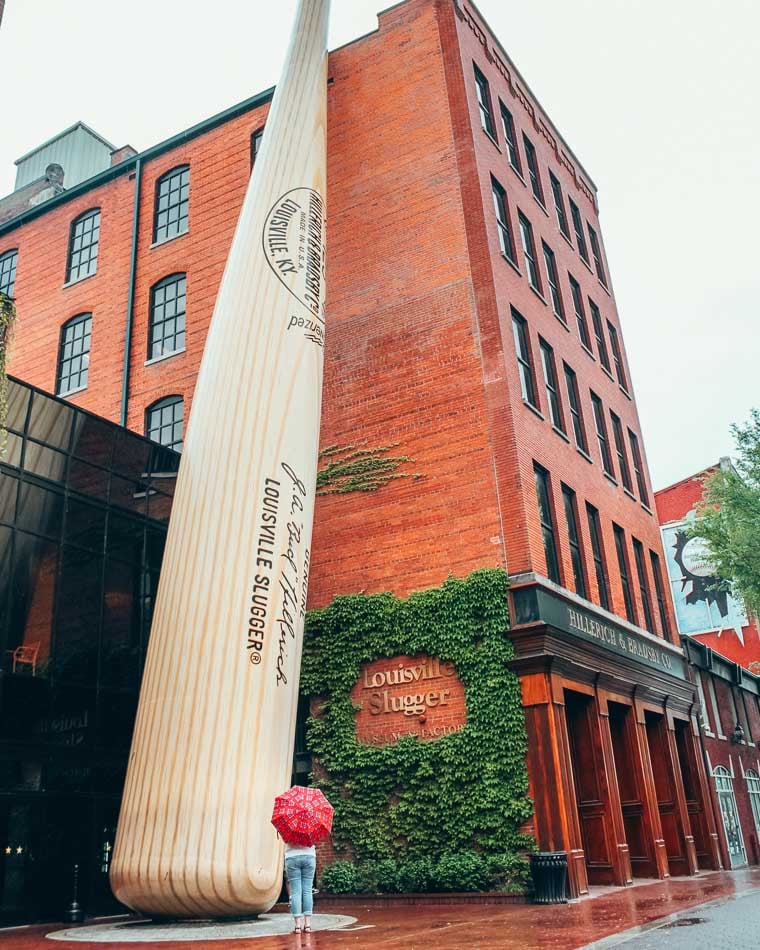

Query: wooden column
<box><xmin>665</xmin><ymin>709</ymin><xmax>699</xmax><ymax>875</ymax></box>
<box><xmin>520</xmin><ymin>671</ymin><xmax>588</xmax><ymax>897</ymax></box>
<box><xmin>675</xmin><ymin>715</ymin><xmax>722</xmax><ymax>870</ymax></box>
<box><xmin>595</xmin><ymin>690</ymin><xmax>633</xmax><ymax>886</ymax></box>
<box><xmin>632</xmin><ymin>698</ymin><xmax>670</xmax><ymax>879</ymax></box>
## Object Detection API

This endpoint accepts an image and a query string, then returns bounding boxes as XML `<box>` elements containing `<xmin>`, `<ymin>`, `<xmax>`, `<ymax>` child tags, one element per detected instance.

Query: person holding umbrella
<box><xmin>272</xmin><ymin>786</ymin><xmax>333</xmax><ymax>934</ymax></box>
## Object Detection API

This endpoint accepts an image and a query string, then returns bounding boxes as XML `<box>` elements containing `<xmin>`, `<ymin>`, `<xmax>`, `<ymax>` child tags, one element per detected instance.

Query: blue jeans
<box><xmin>285</xmin><ymin>853</ymin><xmax>316</xmax><ymax>917</ymax></box>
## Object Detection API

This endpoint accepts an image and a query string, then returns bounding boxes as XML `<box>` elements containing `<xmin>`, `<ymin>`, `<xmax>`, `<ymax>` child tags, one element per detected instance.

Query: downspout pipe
<box><xmin>120</xmin><ymin>157</ymin><xmax>142</xmax><ymax>427</ymax></box>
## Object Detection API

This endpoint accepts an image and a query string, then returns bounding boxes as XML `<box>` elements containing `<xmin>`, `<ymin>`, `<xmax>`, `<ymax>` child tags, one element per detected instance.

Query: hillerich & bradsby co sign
<box><xmin>351</xmin><ymin>654</ymin><xmax>467</xmax><ymax>746</ymax></box>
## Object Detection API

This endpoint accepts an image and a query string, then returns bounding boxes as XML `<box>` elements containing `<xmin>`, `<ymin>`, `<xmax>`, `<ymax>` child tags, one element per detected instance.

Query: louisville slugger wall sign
<box><xmin>110</xmin><ymin>0</ymin><xmax>330</xmax><ymax>918</ymax></box>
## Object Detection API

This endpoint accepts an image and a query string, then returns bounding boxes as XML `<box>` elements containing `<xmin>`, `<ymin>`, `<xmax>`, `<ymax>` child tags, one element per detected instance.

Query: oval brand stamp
<box><xmin>263</xmin><ymin>187</ymin><xmax>326</xmax><ymax>346</ymax></box>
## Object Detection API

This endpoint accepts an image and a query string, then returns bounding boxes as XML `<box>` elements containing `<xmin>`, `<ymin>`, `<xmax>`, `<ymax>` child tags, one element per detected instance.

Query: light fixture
<box><xmin>730</xmin><ymin>721</ymin><xmax>745</xmax><ymax>744</ymax></box>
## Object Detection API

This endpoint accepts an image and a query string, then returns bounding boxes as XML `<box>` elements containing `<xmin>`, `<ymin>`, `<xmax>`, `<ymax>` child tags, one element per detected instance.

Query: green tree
<box><xmin>691</xmin><ymin>410</ymin><xmax>760</xmax><ymax>620</ymax></box>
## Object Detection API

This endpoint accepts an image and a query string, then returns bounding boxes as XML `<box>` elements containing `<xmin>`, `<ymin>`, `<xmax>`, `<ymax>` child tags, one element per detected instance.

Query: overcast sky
<box><xmin>1</xmin><ymin>0</ymin><xmax>757</xmax><ymax>490</ymax></box>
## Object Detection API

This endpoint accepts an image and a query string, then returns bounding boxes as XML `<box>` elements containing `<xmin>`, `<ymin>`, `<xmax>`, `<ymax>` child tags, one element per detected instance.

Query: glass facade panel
<box><xmin>0</xmin><ymin>377</ymin><xmax>178</xmax><ymax>924</ymax></box>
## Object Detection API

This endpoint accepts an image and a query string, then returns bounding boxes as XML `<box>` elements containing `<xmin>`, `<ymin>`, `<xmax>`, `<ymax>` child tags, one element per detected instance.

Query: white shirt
<box><xmin>284</xmin><ymin>843</ymin><xmax>316</xmax><ymax>857</ymax></box>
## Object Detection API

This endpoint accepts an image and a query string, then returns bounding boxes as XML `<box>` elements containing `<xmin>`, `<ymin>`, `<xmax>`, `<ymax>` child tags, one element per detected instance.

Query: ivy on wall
<box><xmin>316</xmin><ymin>442</ymin><xmax>420</xmax><ymax>495</ymax></box>
<box><xmin>301</xmin><ymin>569</ymin><xmax>533</xmax><ymax>862</ymax></box>
<box><xmin>0</xmin><ymin>293</ymin><xmax>17</xmax><ymax>456</ymax></box>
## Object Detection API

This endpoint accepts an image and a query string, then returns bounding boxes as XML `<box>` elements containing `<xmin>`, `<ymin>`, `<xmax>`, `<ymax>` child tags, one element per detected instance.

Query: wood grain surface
<box><xmin>110</xmin><ymin>0</ymin><xmax>330</xmax><ymax>917</ymax></box>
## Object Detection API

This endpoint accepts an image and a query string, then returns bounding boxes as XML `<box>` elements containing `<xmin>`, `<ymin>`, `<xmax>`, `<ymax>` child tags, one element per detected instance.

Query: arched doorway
<box><xmin>714</xmin><ymin>766</ymin><xmax>746</xmax><ymax>868</ymax></box>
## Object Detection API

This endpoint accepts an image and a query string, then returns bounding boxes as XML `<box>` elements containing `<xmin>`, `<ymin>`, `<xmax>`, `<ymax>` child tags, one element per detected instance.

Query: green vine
<box><xmin>317</xmin><ymin>442</ymin><xmax>420</xmax><ymax>495</ymax></box>
<box><xmin>0</xmin><ymin>292</ymin><xmax>17</xmax><ymax>457</ymax></box>
<box><xmin>301</xmin><ymin>569</ymin><xmax>533</xmax><ymax>863</ymax></box>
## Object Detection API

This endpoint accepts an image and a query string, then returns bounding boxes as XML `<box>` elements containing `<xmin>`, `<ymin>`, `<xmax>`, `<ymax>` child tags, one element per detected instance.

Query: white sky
<box><xmin>1</xmin><ymin>0</ymin><xmax>757</xmax><ymax>490</ymax></box>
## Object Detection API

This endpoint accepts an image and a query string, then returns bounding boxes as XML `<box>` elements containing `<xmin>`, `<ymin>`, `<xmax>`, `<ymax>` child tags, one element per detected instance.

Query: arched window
<box><xmin>149</xmin><ymin>273</ymin><xmax>186</xmax><ymax>360</ymax></box>
<box><xmin>0</xmin><ymin>249</ymin><xmax>18</xmax><ymax>297</ymax></box>
<box><xmin>146</xmin><ymin>396</ymin><xmax>183</xmax><ymax>452</ymax></box>
<box><xmin>57</xmin><ymin>313</ymin><xmax>92</xmax><ymax>395</ymax></box>
<box><xmin>153</xmin><ymin>166</ymin><xmax>189</xmax><ymax>243</ymax></box>
<box><xmin>66</xmin><ymin>208</ymin><xmax>100</xmax><ymax>283</ymax></box>
<box><xmin>714</xmin><ymin>765</ymin><xmax>747</xmax><ymax>867</ymax></box>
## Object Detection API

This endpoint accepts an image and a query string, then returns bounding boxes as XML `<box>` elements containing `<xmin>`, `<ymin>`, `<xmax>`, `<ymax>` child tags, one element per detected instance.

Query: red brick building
<box><xmin>1</xmin><ymin>0</ymin><xmax>724</xmax><ymax>896</ymax></box>
<box><xmin>656</xmin><ymin>462</ymin><xmax>760</xmax><ymax>671</ymax></box>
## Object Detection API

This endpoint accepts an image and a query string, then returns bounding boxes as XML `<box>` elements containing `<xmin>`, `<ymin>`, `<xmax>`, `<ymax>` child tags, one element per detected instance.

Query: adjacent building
<box><xmin>0</xmin><ymin>0</ymin><xmax>730</xmax><ymax>913</ymax></box>
<box><xmin>657</xmin><ymin>465</ymin><xmax>760</xmax><ymax>871</ymax></box>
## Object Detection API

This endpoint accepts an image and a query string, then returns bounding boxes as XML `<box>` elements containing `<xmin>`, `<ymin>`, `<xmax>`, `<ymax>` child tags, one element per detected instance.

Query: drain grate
<box><xmin>662</xmin><ymin>916</ymin><xmax>708</xmax><ymax>928</ymax></box>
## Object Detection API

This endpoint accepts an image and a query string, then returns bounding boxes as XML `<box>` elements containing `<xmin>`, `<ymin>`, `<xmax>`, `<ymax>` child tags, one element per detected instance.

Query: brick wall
<box><xmin>656</xmin><ymin>467</ymin><xmax>760</xmax><ymax>669</ymax></box>
<box><xmin>3</xmin><ymin>0</ymin><xmax>676</xmax><ymax>638</ymax></box>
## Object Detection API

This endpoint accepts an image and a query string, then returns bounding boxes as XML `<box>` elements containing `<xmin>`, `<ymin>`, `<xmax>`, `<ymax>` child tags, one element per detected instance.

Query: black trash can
<box><xmin>529</xmin><ymin>851</ymin><xmax>569</xmax><ymax>904</ymax></box>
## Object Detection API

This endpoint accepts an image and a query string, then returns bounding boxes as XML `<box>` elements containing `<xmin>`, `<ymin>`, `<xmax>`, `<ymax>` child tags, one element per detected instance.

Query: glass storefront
<box><xmin>0</xmin><ymin>378</ymin><xmax>178</xmax><ymax>924</ymax></box>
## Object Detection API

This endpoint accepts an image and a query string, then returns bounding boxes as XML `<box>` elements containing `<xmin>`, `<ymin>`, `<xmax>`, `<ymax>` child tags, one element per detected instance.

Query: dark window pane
<box><xmin>570</xmin><ymin>199</ymin><xmax>589</xmax><ymax>262</ymax></box>
<box><xmin>613</xmin><ymin>524</ymin><xmax>636</xmax><ymax>623</ymax></box>
<box><xmin>57</xmin><ymin>314</ymin><xmax>92</xmax><ymax>395</ymax></box>
<box><xmin>153</xmin><ymin>166</ymin><xmax>189</xmax><ymax>243</ymax></box>
<box><xmin>66</xmin><ymin>210</ymin><xmax>100</xmax><ymax>283</ymax></box>
<box><xmin>563</xmin><ymin>485</ymin><xmax>587</xmax><ymax>598</ymax></box>
<box><xmin>65</xmin><ymin>497</ymin><xmax>106</xmax><ymax>552</ymax></box>
<box><xmin>149</xmin><ymin>273</ymin><xmax>186</xmax><ymax>359</ymax></box>
<box><xmin>100</xmin><ymin>559</ymin><xmax>141</xmax><ymax>689</ymax></box>
<box><xmin>500</xmin><ymin>103</ymin><xmax>521</xmax><ymax>172</ymax></box>
<box><xmin>6</xmin><ymin>379</ymin><xmax>30</xmax><ymax>433</ymax></box>
<box><xmin>53</xmin><ymin>547</ymin><xmax>102</xmax><ymax>683</ymax></box>
<box><xmin>474</xmin><ymin>64</ymin><xmax>496</xmax><ymax>139</ymax></box>
<box><xmin>586</xmin><ymin>504</ymin><xmax>610</xmax><ymax>610</ymax></box>
<box><xmin>16</xmin><ymin>483</ymin><xmax>64</xmax><ymax>539</ymax></box>
<box><xmin>27</xmin><ymin>393</ymin><xmax>73</xmax><ymax>450</ymax></box>
<box><xmin>6</xmin><ymin>532</ymin><xmax>57</xmax><ymax>680</ymax></box>
<box><xmin>534</xmin><ymin>464</ymin><xmax>561</xmax><ymax>584</ymax></box>
<box><xmin>0</xmin><ymin>249</ymin><xmax>18</xmax><ymax>297</ymax></box>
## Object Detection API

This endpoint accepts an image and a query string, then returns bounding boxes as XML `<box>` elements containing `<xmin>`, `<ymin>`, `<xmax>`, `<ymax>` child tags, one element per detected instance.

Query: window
<box><xmin>250</xmin><ymin>127</ymin><xmax>264</xmax><ymax>168</ymax></box>
<box><xmin>534</xmin><ymin>464</ymin><xmax>561</xmax><ymax>584</ymax></box>
<box><xmin>499</xmin><ymin>102</ymin><xmax>521</xmax><ymax>173</ymax></box>
<box><xmin>628</xmin><ymin>430</ymin><xmax>650</xmax><ymax>506</ymax></box>
<box><xmin>632</xmin><ymin>538</ymin><xmax>654</xmax><ymax>632</ymax></box>
<box><xmin>587</xmin><ymin>503</ymin><xmax>610</xmax><ymax>609</ymax></box>
<box><xmin>542</xmin><ymin>243</ymin><xmax>565</xmax><ymax>321</ymax></box>
<box><xmin>518</xmin><ymin>213</ymin><xmax>541</xmax><ymax>292</ymax></box>
<box><xmin>569</xmin><ymin>274</ymin><xmax>592</xmax><ymax>350</ymax></box>
<box><xmin>650</xmin><ymin>551</ymin><xmax>672</xmax><ymax>640</ymax></box>
<box><xmin>539</xmin><ymin>339</ymin><xmax>564</xmax><ymax>432</ymax></box>
<box><xmin>57</xmin><ymin>313</ymin><xmax>92</xmax><ymax>395</ymax></box>
<box><xmin>563</xmin><ymin>363</ymin><xmax>588</xmax><ymax>453</ymax></box>
<box><xmin>550</xmin><ymin>172</ymin><xmax>570</xmax><ymax>240</ymax></box>
<box><xmin>589</xmin><ymin>299</ymin><xmax>611</xmax><ymax>372</ymax></box>
<box><xmin>522</xmin><ymin>135</ymin><xmax>544</xmax><ymax>204</ymax></box>
<box><xmin>146</xmin><ymin>396</ymin><xmax>184</xmax><ymax>452</ymax></box>
<box><xmin>562</xmin><ymin>485</ymin><xmax>587</xmax><ymax>598</ymax></box>
<box><xmin>66</xmin><ymin>209</ymin><xmax>100</xmax><ymax>283</ymax></box>
<box><xmin>696</xmin><ymin>673</ymin><xmax>711</xmax><ymax>731</ymax></box>
<box><xmin>154</xmin><ymin>165</ymin><xmax>189</xmax><ymax>243</ymax></box>
<box><xmin>491</xmin><ymin>177</ymin><xmax>516</xmax><ymax>263</ymax></box>
<box><xmin>610</xmin><ymin>412</ymin><xmax>633</xmax><ymax>492</ymax></box>
<box><xmin>613</xmin><ymin>523</ymin><xmax>636</xmax><ymax>623</ymax></box>
<box><xmin>746</xmin><ymin>771</ymin><xmax>760</xmax><ymax>840</ymax></box>
<box><xmin>706</xmin><ymin>676</ymin><xmax>725</xmax><ymax>737</ymax></box>
<box><xmin>474</xmin><ymin>64</ymin><xmax>496</xmax><ymax>139</ymax></box>
<box><xmin>587</xmin><ymin>223</ymin><xmax>607</xmax><ymax>286</ymax></box>
<box><xmin>607</xmin><ymin>321</ymin><xmax>628</xmax><ymax>390</ymax></box>
<box><xmin>569</xmin><ymin>198</ymin><xmax>589</xmax><ymax>263</ymax></box>
<box><xmin>149</xmin><ymin>274</ymin><xmax>186</xmax><ymax>360</ymax></box>
<box><xmin>590</xmin><ymin>392</ymin><xmax>614</xmax><ymax>477</ymax></box>
<box><xmin>512</xmin><ymin>309</ymin><xmax>538</xmax><ymax>408</ymax></box>
<box><xmin>0</xmin><ymin>249</ymin><xmax>18</xmax><ymax>297</ymax></box>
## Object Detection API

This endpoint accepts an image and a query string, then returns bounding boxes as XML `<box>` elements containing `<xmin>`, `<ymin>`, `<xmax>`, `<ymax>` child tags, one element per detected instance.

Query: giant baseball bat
<box><xmin>110</xmin><ymin>0</ymin><xmax>330</xmax><ymax>918</ymax></box>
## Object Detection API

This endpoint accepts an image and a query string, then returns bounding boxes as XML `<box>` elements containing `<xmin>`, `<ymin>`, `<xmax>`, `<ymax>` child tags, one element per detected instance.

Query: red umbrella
<box><xmin>271</xmin><ymin>786</ymin><xmax>334</xmax><ymax>846</ymax></box>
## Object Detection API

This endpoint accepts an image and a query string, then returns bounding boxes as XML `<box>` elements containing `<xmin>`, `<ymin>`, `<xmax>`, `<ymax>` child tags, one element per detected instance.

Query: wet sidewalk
<box><xmin>3</xmin><ymin>868</ymin><xmax>760</xmax><ymax>950</ymax></box>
